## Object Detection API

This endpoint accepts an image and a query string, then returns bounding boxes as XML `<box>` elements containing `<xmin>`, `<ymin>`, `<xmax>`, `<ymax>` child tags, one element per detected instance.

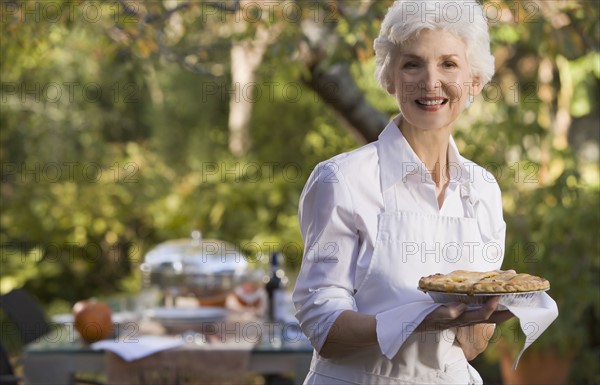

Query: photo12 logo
<box><xmin>1</xmin><ymin>1</ymin><xmax>140</xmax><ymax>24</ymax></box>
<box><xmin>201</xmin><ymin>162</ymin><xmax>304</xmax><ymax>183</ymax></box>
<box><xmin>394</xmin><ymin>1</ymin><xmax>539</xmax><ymax>24</ymax></box>
<box><xmin>0</xmin><ymin>241</ymin><xmax>143</xmax><ymax>264</ymax></box>
<box><xmin>1</xmin><ymin>82</ymin><xmax>139</xmax><ymax>104</ymax></box>
<box><xmin>199</xmin><ymin>1</ymin><xmax>339</xmax><ymax>24</ymax></box>
<box><xmin>1</xmin><ymin>162</ymin><xmax>139</xmax><ymax>183</ymax></box>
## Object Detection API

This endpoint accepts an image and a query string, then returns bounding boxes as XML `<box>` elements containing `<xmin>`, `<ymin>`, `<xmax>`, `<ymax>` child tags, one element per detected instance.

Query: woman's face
<box><xmin>387</xmin><ymin>29</ymin><xmax>482</xmax><ymax>132</ymax></box>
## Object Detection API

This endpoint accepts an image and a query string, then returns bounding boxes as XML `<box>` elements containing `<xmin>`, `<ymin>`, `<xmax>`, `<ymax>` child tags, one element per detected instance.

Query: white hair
<box><xmin>374</xmin><ymin>0</ymin><xmax>495</xmax><ymax>91</ymax></box>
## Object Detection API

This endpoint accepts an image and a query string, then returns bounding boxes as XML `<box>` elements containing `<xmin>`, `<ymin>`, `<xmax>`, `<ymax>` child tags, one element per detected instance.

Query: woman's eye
<box><xmin>403</xmin><ymin>61</ymin><xmax>419</xmax><ymax>69</ymax></box>
<box><xmin>443</xmin><ymin>61</ymin><xmax>457</xmax><ymax>68</ymax></box>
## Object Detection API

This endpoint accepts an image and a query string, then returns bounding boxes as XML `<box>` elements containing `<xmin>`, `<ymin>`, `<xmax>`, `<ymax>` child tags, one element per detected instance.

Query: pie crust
<box><xmin>418</xmin><ymin>270</ymin><xmax>550</xmax><ymax>295</ymax></box>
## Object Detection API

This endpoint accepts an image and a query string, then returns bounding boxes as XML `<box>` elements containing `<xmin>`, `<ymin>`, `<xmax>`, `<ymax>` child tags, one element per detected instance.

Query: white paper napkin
<box><xmin>91</xmin><ymin>335</ymin><xmax>185</xmax><ymax>362</ymax></box>
<box><xmin>504</xmin><ymin>292</ymin><xmax>559</xmax><ymax>369</ymax></box>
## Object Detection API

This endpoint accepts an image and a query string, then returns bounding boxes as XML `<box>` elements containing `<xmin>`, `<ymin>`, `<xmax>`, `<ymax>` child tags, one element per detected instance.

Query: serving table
<box><xmin>22</xmin><ymin>313</ymin><xmax>313</xmax><ymax>385</ymax></box>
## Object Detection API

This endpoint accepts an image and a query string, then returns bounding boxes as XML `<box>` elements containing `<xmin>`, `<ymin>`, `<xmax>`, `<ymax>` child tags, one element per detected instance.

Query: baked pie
<box><xmin>418</xmin><ymin>270</ymin><xmax>550</xmax><ymax>295</ymax></box>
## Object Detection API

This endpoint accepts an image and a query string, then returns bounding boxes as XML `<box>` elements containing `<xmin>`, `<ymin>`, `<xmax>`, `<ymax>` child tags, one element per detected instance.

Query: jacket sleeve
<box><xmin>292</xmin><ymin>161</ymin><xmax>360</xmax><ymax>353</ymax></box>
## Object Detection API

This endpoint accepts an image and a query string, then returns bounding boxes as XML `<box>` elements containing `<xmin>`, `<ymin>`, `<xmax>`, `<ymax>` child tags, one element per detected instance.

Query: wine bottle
<box><xmin>265</xmin><ymin>252</ymin><xmax>288</xmax><ymax>321</ymax></box>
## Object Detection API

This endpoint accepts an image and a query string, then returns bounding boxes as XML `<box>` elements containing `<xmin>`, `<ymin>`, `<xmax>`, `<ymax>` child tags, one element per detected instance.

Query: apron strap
<box><xmin>460</xmin><ymin>182</ymin><xmax>480</xmax><ymax>219</ymax></box>
<box><xmin>382</xmin><ymin>185</ymin><xmax>398</xmax><ymax>213</ymax></box>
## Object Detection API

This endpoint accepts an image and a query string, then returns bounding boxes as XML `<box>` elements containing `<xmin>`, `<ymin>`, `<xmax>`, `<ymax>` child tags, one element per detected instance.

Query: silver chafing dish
<box><xmin>140</xmin><ymin>231</ymin><xmax>260</xmax><ymax>305</ymax></box>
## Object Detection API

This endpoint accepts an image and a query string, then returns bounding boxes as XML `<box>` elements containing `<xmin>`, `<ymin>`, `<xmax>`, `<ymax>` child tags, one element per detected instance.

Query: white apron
<box><xmin>305</xmin><ymin>179</ymin><xmax>497</xmax><ymax>385</ymax></box>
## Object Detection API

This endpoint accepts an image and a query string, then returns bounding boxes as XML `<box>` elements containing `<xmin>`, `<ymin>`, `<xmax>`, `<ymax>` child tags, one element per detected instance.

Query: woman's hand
<box><xmin>417</xmin><ymin>297</ymin><xmax>513</xmax><ymax>332</ymax></box>
<box><xmin>455</xmin><ymin>324</ymin><xmax>496</xmax><ymax>361</ymax></box>
<box><xmin>417</xmin><ymin>297</ymin><xmax>513</xmax><ymax>360</ymax></box>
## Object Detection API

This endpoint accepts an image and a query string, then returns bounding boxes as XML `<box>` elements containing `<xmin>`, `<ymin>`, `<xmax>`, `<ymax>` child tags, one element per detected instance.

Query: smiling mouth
<box><xmin>415</xmin><ymin>98</ymin><xmax>449</xmax><ymax>106</ymax></box>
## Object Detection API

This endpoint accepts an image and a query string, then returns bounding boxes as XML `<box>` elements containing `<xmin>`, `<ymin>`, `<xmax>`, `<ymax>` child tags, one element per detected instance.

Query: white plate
<box><xmin>145</xmin><ymin>307</ymin><xmax>227</xmax><ymax>323</ymax></box>
<box><xmin>51</xmin><ymin>311</ymin><xmax>138</xmax><ymax>324</ymax></box>
<box><xmin>52</xmin><ymin>313</ymin><xmax>74</xmax><ymax>324</ymax></box>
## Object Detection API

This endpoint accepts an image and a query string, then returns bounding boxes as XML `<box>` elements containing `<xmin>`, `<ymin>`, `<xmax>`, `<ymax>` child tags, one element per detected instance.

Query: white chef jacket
<box><xmin>293</xmin><ymin>116</ymin><xmax>506</xmax><ymax>356</ymax></box>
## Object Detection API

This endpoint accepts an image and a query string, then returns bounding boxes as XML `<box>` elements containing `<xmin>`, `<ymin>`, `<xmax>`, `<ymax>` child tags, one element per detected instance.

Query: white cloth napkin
<box><xmin>91</xmin><ymin>335</ymin><xmax>185</xmax><ymax>362</ymax></box>
<box><xmin>376</xmin><ymin>293</ymin><xmax>558</xmax><ymax>365</ymax></box>
<box><xmin>504</xmin><ymin>292</ymin><xmax>559</xmax><ymax>369</ymax></box>
<box><xmin>376</xmin><ymin>301</ymin><xmax>443</xmax><ymax>359</ymax></box>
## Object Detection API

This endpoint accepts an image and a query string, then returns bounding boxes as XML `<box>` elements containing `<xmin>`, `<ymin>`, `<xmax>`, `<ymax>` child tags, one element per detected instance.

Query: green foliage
<box><xmin>498</xmin><ymin>165</ymin><xmax>600</xmax><ymax>379</ymax></box>
<box><xmin>453</xmin><ymin>3</ymin><xmax>600</xmax><ymax>381</ymax></box>
<box><xmin>0</xmin><ymin>1</ymin><xmax>361</xmax><ymax>307</ymax></box>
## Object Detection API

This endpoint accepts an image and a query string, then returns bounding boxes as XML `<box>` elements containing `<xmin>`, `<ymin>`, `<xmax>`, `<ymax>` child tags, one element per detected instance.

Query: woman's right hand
<box><xmin>416</xmin><ymin>297</ymin><xmax>513</xmax><ymax>332</ymax></box>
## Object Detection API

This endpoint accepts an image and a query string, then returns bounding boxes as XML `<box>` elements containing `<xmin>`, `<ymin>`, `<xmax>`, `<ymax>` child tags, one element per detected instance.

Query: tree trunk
<box><xmin>228</xmin><ymin>27</ymin><xmax>271</xmax><ymax>157</ymax></box>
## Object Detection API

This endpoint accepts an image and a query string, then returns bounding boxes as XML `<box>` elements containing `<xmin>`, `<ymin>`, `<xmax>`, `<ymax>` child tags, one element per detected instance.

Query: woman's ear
<box><xmin>470</xmin><ymin>75</ymin><xmax>483</xmax><ymax>97</ymax></box>
<box><xmin>386</xmin><ymin>82</ymin><xmax>396</xmax><ymax>95</ymax></box>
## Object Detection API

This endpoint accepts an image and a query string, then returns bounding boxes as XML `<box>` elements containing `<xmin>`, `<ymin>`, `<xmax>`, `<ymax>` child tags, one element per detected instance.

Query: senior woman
<box><xmin>293</xmin><ymin>1</ymin><xmax>514</xmax><ymax>384</ymax></box>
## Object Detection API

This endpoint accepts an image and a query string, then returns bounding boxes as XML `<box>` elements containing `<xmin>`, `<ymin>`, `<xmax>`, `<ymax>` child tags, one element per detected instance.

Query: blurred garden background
<box><xmin>1</xmin><ymin>0</ymin><xmax>599</xmax><ymax>383</ymax></box>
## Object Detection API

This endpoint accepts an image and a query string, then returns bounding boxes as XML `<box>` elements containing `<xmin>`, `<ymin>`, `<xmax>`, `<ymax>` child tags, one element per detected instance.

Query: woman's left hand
<box><xmin>417</xmin><ymin>296</ymin><xmax>514</xmax><ymax>360</ymax></box>
<box><xmin>455</xmin><ymin>324</ymin><xmax>496</xmax><ymax>361</ymax></box>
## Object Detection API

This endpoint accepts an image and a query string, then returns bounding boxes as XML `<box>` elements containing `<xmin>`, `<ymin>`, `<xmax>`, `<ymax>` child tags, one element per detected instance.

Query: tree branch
<box><xmin>304</xmin><ymin>63</ymin><xmax>389</xmax><ymax>143</ymax></box>
<box><xmin>155</xmin><ymin>32</ymin><xmax>222</xmax><ymax>77</ymax></box>
<box><xmin>204</xmin><ymin>0</ymin><xmax>242</xmax><ymax>13</ymax></box>
<box><xmin>144</xmin><ymin>3</ymin><xmax>191</xmax><ymax>24</ymax></box>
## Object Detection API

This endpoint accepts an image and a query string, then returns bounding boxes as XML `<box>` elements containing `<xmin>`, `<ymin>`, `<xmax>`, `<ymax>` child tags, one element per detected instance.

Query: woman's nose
<box><xmin>420</xmin><ymin>66</ymin><xmax>440</xmax><ymax>91</ymax></box>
